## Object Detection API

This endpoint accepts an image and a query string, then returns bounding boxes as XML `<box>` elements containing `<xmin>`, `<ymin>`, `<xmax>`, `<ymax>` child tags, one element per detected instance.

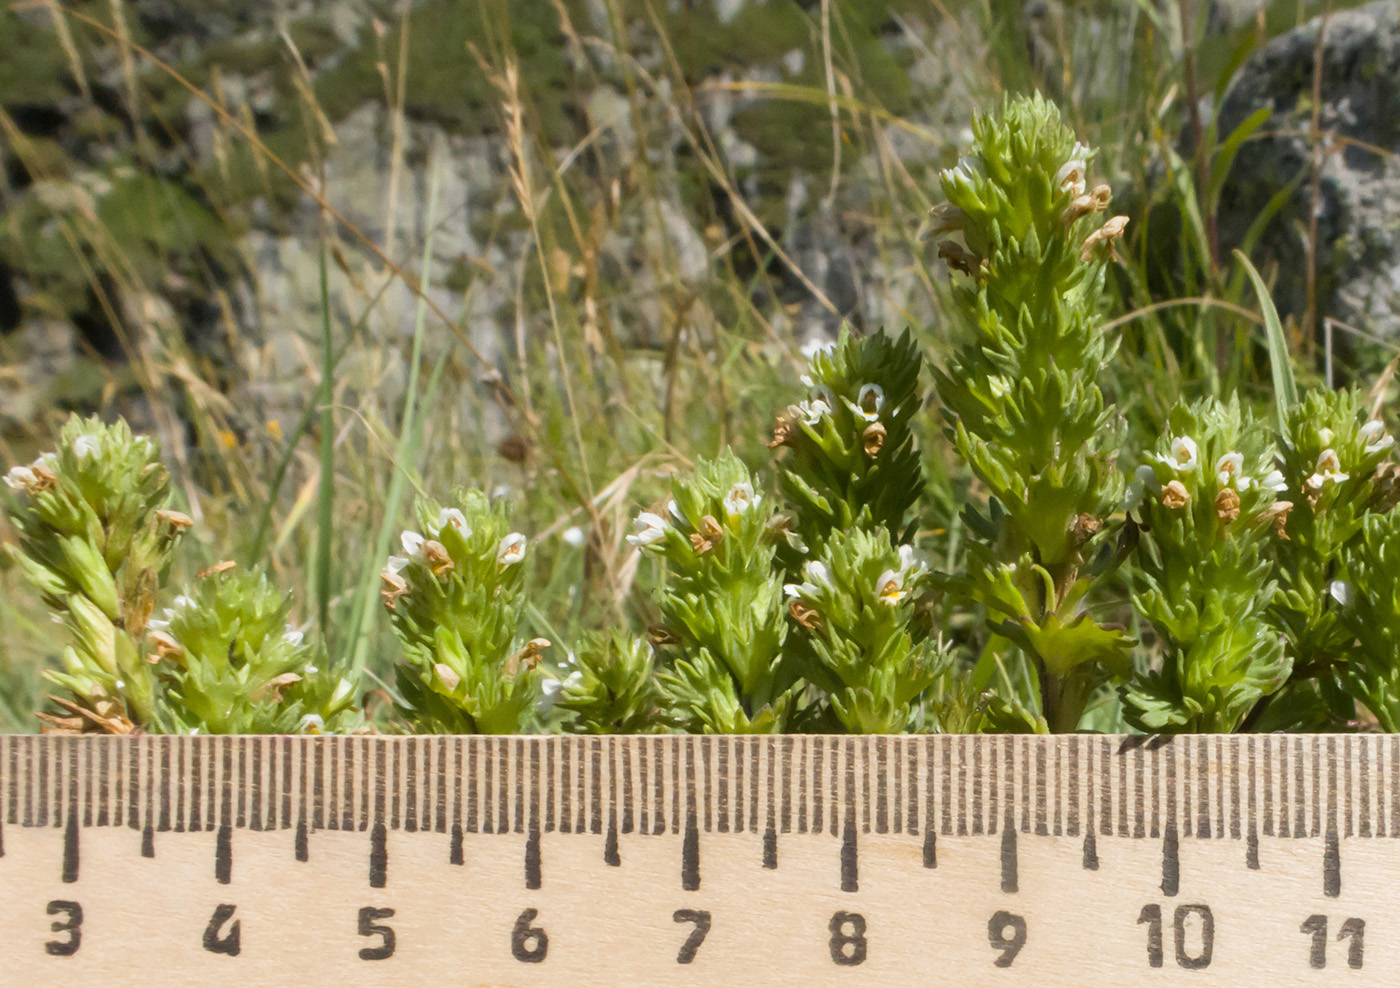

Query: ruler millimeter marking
<box><xmin>0</xmin><ymin>733</ymin><xmax>1394</xmax><ymax>986</ymax></box>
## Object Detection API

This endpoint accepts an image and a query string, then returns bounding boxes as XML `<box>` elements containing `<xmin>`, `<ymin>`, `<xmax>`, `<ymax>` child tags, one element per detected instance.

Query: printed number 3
<box><xmin>45</xmin><ymin>901</ymin><xmax>82</xmax><ymax>957</ymax></box>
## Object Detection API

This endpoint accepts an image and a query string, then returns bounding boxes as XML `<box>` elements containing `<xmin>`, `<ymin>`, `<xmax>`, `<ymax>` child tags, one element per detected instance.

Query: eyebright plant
<box><xmin>782</xmin><ymin>528</ymin><xmax>952</xmax><ymax>732</ymax></box>
<box><xmin>381</xmin><ymin>492</ymin><xmax>545</xmax><ymax>733</ymax></box>
<box><xmin>1121</xmin><ymin>397</ymin><xmax>1290</xmax><ymax>732</ymax></box>
<box><xmin>3</xmin><ymin>415</ymin><xmax>360</xmax><ymax>735</ymax></box>
<box><xmin>4</xmin><ymin>416</ymin><xmax>181</xmax><ymax>732</ymax></box>
<box><xmin>542</xmin><ymin>632</ymin><xmax>660</xmax><ymax>735</ymax></box>
<box><xmin>146</xmin><ymin>568</ymin><xmax>361</xmax><ymax>734</ymax></box>
<box><xmin>930</xmin><ymin>92</ymin><xmax>1133</xmax><ymax>733</ymax></box>
<box><xmin>631</xmin><ymin>451</ymin><xmax>799</xmax><ymax>733</ymax></box>
<box><xmin>769</xmin><ymin>328</ymin><xmax>925</xmax><ymax>557</ymax></box>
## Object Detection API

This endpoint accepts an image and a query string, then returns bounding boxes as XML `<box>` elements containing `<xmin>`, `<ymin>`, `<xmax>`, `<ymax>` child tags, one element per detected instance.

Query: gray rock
<box><xmin>1216</xmin><ymin>1</ymin><xmax>1400</xmax><ymax>346</ymax></box>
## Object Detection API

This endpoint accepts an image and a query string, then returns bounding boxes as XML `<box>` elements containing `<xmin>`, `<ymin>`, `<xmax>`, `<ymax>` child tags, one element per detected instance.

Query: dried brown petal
<box><xmin>767</xmin><ymin>419</ymin><xmax>793</xmax><ymax>450</ymax></box>
<box><xmin>937</xmin><ymin>240</ymin><xmax>980</xmax><ymax>277</ymax></box>
<box><xmin>788</xmin><ymin>599</ymin><xmax>823</xmax><ymax>630</ymax></box>
<box><xmin>648</xmin><ymin>625</ymin><xmax>680</xmax><ymax>646</ymax></box>
<box><xmin>1080</xmin><ymin>215</ymin><xmax>1130</xmax><ymax>261</ymax></box>
<box><xmin>1264</xmin><ymin>500</ymin><xmax>1294</xmax><ymax>539</ymax></box>
<box><xmin>1071</xmin><ymin>513</ymin><xmax>1102</xmax><ymax>547</ymax></box>
<box><xmin>862</xmin><ymin>421</ymin><xmax>887</xmax><ymax>458</ymax></box>
<box><xmin>380</xmin><ymin>570</ymin><xmax>408</xmax><ymax>609</ymax></box>
<box><xmin>504</xmin><ymin>638</ymin><xmax>552</xmax><ymax>678</ymax></box>
<box><xmin>198</xmin><ymin>559</ymin><xmax>237</xmax><ymax>578</ymax></box>
<box><xmin>157</xmin><ymin>509</ymin><xmax>195</xmax><ymax>531</ymax></box>
<box><xmin>1161</xmin><ymin>479</ymin><xmax>1190</xmax><ymax>509</ymax></box>
<box><xmin>1215</xmin><ymin>487</ymin><xmax>1241</xmax><ymax>524</ymax></box>
<box><xmin>423</xmin><ymin>539</ymin><xmax>454</xmax><ymax>576</ymax></box>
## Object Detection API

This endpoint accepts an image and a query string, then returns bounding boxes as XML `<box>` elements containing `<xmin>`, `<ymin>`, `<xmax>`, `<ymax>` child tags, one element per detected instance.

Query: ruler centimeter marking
<box><xmin>0</xmin><ymin>733</ymin><xmax>1398</xmax><ymax>986</ymax></box>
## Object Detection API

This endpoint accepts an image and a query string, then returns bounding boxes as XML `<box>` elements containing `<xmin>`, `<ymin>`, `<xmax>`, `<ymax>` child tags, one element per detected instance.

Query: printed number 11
<box><xmin>1300</xmin><ymin>915</ymin><xmax>1364</xmax><ymax>970</ymax></box>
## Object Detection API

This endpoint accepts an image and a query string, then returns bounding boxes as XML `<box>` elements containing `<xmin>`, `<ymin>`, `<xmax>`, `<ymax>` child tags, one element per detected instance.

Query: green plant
<box><xmin>636</xmin><ymin>451</ymin><xmax>798</xmax><ymax>733</ymax></box>
<box><xmin>3</xmin><ymin>415</ymin><xmax>360</xmax><ymax>735</ymax></box>
<box><xmin>382</xmin><ymin>492</ymin><xmax>545</xmax><ymax>733</ymax></box>
<box><xmin>930</xmin><ymin>93</ymin><xmax>1134</xmax><ymax>733</ymax></box>
<box><xmin>545</xmin><ymin>632</ymin><xmax>660</xmax><ymax>735</ymax></box>
<box><xmin>1121</xmin><ymin>396</ymin><xmax>1290</xmax><ymax>731</ymax></box>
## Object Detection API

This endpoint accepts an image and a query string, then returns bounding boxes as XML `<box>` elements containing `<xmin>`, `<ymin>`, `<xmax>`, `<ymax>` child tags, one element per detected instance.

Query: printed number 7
<box><xmin>673</xmin><ymin>909</ymin><xmax>712</xmax><ymax>964</ymax></box>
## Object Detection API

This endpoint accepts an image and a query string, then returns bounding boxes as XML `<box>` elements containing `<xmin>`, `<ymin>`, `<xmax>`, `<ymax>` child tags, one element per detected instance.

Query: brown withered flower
<box><xmin>423</xmin><ymin>539</ymin><xmax>454</xmax><ymax>576</ymax></box>
<box><xmin>648</xmin><ymin>625</ymin><xmax>680</xmax><ymax>646</ymax></box>
<box><xmin>768</xmin><ymin>418</ymin><xmax>793</xmax><ymax>450</ymax></box>
<box><xmin>1070</xmin><ymin>513</ymin><xmax>1101</xmax><ymax>547</ymax></box>
<box><xmin>938</xmin><ymin>240</ymin><xmax>980</xmax><ymax>277</ymax></box>
<box><xmin>1263</xmin><ymin>500</ymin><xmax>1293</xmax><ymax>539</ymax></box>
<box><xmin>1161</xmin><ymin>479</ymin><xmax>1190</xmax><ymax>509</ymax></box>
<box><xmin>157</xmin><ymin>509</ymin><xmax>195</xmax><ymax>532</ymax></box>
<box><xmin>504</xmin><ymin>638</ymin><xmax>551</xmax><ymax>679</ymax></box>
<box><xmin>1214</xmin><ymin>487</ymin><xmax>1241</xmax><ymax>525</ymax></box>
<box><xmin>380</xmin><ymin>569</ymin><xmax>409</xmax><ymax>609</ymax></box>
<box><xmin>1080</xmin><ymin>215</ymin><xmax>1130</xmax><ymax>261</ymax></box>
<box><xmin>788</xmin><ymin>599</ymin><xmax>822</xmax><ymax>630</ymax></box>
<box><xmin>689</xmin><ymin>514</ymin><xmax>725</xmax><ymax>555</ymax></box>
<box><xmin>862</xmin><ymin>421</ymin><xmax>887</xmax><ymax>458</ymax></box>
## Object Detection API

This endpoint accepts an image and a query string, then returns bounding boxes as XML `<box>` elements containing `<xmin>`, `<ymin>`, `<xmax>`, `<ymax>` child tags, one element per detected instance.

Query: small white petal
<box><xmin>1168</xmin><ymin>436</ymin><xmax>1199</xmax><ymax>472</ymax></box>
<box><xmin>171</xmin><ymin>595</ymin><xmax>195</xmax><ymax>612</ymax></box>
<box><xmin>282</xmin><ymin>629</ymin><xmax>305</xmax><ymax>647</ymax></box>
<box><xmin>497</xmin><ymin>533</ymin><xmax>528</xmax><ymax>565</ymax></box>
<box><xmin>3</xmin><ymin>465</ymin><xmax>36</xmax><ymax>492</ymax></box>
<box><xmin>1329</xmin><ymin>580</ymin><xmax>1355</xmax><ymax>608</ymax></box>
<box><xmin>626</xmin><ymin>512</ymin><xmax>668</xmax><ymax>547</ymax></box>
<box><xmin>72</xmin><ymin>434</ymin><xmax>99</xmax><ymax>460</ymax></box>
<box><xmin>1318</xmin><ymin>427</ymin><xmax>1335</xmax><ymax>446</ymax></box>
<box><xmin>722</xmin><ymin>482</ymin><xmax>758</xmax><ymax>517</ymax></box>
<box><xmin>1261</xmin><ymin>470</ymin><xmax>1288</xmax><ymax>493</ymax></box>
<box><xmin>299</xmin><ymin>714</ymin><xmax>325</xmax><ymax>734</ymax></box>
<box><xmin>436</xmin><ymin>508</ymin><xmax>470</xmax><ymax>536</ymax></box>
<box><xmin>385</xmin><ymin>555</ymin><xmax>410</xmax><ymax>574</ymax></box>
<box><xmin>1360</xmin><ymin>420</ymin><xmax>1385</xmax><ymax>442</ymax></box>
<box><xmin>400</xmin><ymin>530</ymin><xmax>426</xmax><ymax>559</ymax></box>
<box><xmin>801</xmin><ymin>339</ymin><xmax>836</xmax><ymax>360</ymax></box>
<box><xmin>562</xmin><ymin>526</ymin><xmax>586</xmax><ymax>548</ymax></box>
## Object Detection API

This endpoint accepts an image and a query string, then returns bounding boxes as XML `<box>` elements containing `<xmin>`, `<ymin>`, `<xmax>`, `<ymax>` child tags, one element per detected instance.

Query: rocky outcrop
<box><xmin>1216</xmin><ymin>1</ymin><xmax>1400</xmax><ymax>348</ymax></box>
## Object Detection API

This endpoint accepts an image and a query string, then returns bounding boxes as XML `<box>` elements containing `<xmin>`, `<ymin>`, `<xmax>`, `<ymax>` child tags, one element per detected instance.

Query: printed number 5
<box><xmin>673</xmin><ymin>909</ymin><xmax>711</xmax><ymax>964</ymax></box>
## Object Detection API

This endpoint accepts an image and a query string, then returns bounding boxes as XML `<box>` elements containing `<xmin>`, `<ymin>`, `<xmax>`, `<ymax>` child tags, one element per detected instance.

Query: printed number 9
<box><xmin>988</xmin><ymin>911</ymin><xmax>1026</xmax><ymax>967</ymax></box>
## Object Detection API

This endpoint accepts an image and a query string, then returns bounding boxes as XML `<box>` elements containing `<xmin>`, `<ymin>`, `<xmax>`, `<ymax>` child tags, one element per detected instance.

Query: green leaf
<box><xmin>1235</xmin><ymin>249</ymin><xmax>1298</xmax><ymax>435</ymax></box>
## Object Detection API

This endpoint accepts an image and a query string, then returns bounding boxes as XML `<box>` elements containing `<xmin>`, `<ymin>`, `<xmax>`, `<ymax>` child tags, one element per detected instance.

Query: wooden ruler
<box><xmin>0</xmin><ymin>734</ymin><xmax>1395</xmax><ymax>986</ymax></box>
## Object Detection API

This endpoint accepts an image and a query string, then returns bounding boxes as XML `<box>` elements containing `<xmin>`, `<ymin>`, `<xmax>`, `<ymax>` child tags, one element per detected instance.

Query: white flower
<box><xmin>384</xmin><ymin>555</ymin><xmax>410</xmax><ymax>574</ymax></box>
<box><xmin>667</xmin><ymin>499</ymin><xmax>688</xmax><ymax>526</ymax></box>
<box><xmin>1306</xmin><ymin>448</ymin><xmax>1349</xmax><ymax>490</ymax></box>
<box><xmin>784</xmin><ymin>560</ymin><xmax>833</xmax><ymax>600</ymax></box>
<box><xmin>1124</xmin><ymin>465</ymin><xmax>1161</xmax><ymax>511</ymax></box>
<box><xmin>537</xmin><ymin>671</ymin><xmax>584</xmax><ymax>713</ymax></box>
<box><xmin>875</xmin><ymin>568</ymin><xmax>908</xmax><ymax>606</ymax></box>
<box><xmin>3</xmin><ymin>465</ymin><xmax>36</xmax><ymax>492</ymax></box>
<box><xmin>146</xmin><ymin>618</ymin><xmax>170</xmax><ymax>634</ymax></box>
<box><xmin>627</xmin><ymin>512</ymin><xmax>669</xmax><ymax>547</ymax></box>
<box><xmin>497</xmin><ymin>533</ymin><xmax>527</xmax><ymax>565</ymax></box>
<box><xmin>897</xmin><ymin>543</ymin><xmax>928</xmax><ymax>577</ymax></box>
<box><xmin>72</xmin><ymin>434</ymin><xmax>99</xmax><ymax>460</ymax></box>
<box><xmin>562</xmin><ymin>526</ymin><xmax>586</xmax><ymax>548</ymax></box>
<box><xmin>436</xmin><ymin>508</ymin><xmax>470</xmax><ymax>537</ymax></box>
<box><xmin>1168</xmin><ymin>436</ymin><xmax>1198</xmax><ymax>472</ymax></box>
<box><xmin>400</xmin><ymin>530</ymin><xmax>426</xmax><ymax>560</ymax></box>
<box><xmin>722</xmin><ymin>482</ymin><xmax>759</xmax><ymax>517</ymax></box>
<box><xmin>1055</xmin><ymin>155</ymin><xmax>1087</xmax><ymax>197</ymax></box>
<box><xmin>304</xmin><ymin>664</ymin><xmax>319</xmax><ymax>675</ymax></box>
<box><xmin>795</xmin><ymin>398</ymin><xmax>832</xmax><ymax>425</ymax></box>
<box><xmin>282</xmin><ymin>629</ymin><xmax>305</xmax><ymax>647</ymax></box>
<box><xmin>330</xmin><ymin>678</ymin><xmax>354</xmax><ymax>707</ymax></box>
<box><xmin>1329</xmin><ymin>580</ymin><xmax>1355</xmax><ymax>609</ymax></box>
<box><xmin>856</xmin><ymin>383</ymin><xmax>885</xmax><ymax>422</ymax></box>
<box><xmin>1214</xmin><ymin>451</ymin><xmax>1245</xmax><ymax>488</ymax></box>
<box><xmin>1261</xmin><ymin>469</ymin><xmax>1288</xmax><ymax>493</ymax></box>
<box><xmin>801</xmin><ymin>339</ymin><xmax>836</xmax><ymax>360</ymax></box>
<box><xmin>1318</xmin><ymin>427</ymin><xmax>1335</xmax><ymax>446</ymax></box>
<box><xmin>1361</xmin><ymin>419</ymin><xmax>1395</xmax><ymax>454</ymax></box>
<box><xmin>299</xmin><ymin>714</ymin><xmax>325</xmax><ymax>734</ymax></box>
<box><xmin>171</xmin><ymin>595</ymin><xmax>195</xmax><ymax>613</ymax></box>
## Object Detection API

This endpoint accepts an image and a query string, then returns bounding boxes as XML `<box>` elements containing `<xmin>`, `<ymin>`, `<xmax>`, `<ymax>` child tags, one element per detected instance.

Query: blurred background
<box><xmin>0</xmin><ymin>0</ymin><xmax>1396</xmax><ymax>729</ymax></box>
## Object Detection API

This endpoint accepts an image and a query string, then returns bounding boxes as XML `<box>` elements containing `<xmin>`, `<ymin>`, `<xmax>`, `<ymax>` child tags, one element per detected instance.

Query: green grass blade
<box><xmin>344</xmin><ymin>149</ymin><xmax>445</xmax><ymax>677</ymax></box>
<box><xmin>313</xmin><ymin>223</ymin><xmax>335</xmax><ymax>633</ymax></box>
<box><xmin>1235</xmin><ymin>249</ymin><xmax>1299</xmax><ymax>435</ymax></box>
